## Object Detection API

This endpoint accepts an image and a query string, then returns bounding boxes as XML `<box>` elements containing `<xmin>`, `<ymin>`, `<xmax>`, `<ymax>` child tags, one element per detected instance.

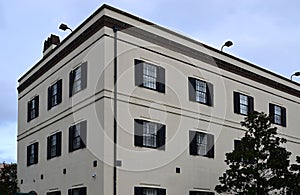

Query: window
<box><xmin>69</xmin><ymin>121</ymin><xmax>87</xmax><ymax>152</ymax></box>
<box><xmin>135</xmin><ymin>59</ymin><xmax>165</xmax><ymax>93</ymax></box>
<box><xmin>68</xmin><ymin>187</ymin><xmax>86</xmax><ymax>195</ymax></box>
<box><xmin>134</xmin><ymin>119</ymin><xmax>166</xmax><ymax>150</ymax></box>
<box><xmin>188</xmin><ymin>77</ymin><xmax>213</xmax><ymax>106</ymax></box>
<box><xmin>27</xmin><ymin>96</ymin><xmax>39</xmax><ymax>122</ymax></box>
<box><xmin>47</xmin><ymin>191</ymin><xmax>61</xmax><ymax>195</ymax></box>
<box><xmin>47</xmin><ymin>132</ymin><xmax>62</xmax><ymax>159</ymax></box>
<box><xmin>269</xmin><ymin>103</ymin><xmax>286</xmax><ymax>127</ymax></box>
<box><xmin>48</xmin><ymin>79</ymin><xmax>62</xmax><ymax>110</ymax></box>
<box><xmin>190</xmin><ymin>191</ymin><xmax>215</xmax><ymax>195</ymax></box>
<box><xmin>69</xmin><ymin>62</ymin><xmax>87</xmax><ymax>97</ymax></box>
<box><xmin>189</xmin><ymin>131</ymin><xmax>214</xmax><ymax>158</ymax></box>
<box><xmin>233</xmin><ymin>92</ymin><xmax>254</xmax><ymax>115</ymax></box>
<box><xmin>27</xmin><ymin>142</ymin><xmax>38</xmax><ymax>166</ymax></box>
<box><xmin>134</xmin><ymin>187</ymin><xmax>166</xmax><ymax>195</ymax></box>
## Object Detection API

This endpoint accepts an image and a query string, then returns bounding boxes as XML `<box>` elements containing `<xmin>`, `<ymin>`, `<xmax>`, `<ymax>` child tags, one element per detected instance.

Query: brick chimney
<box><xmin>43</xmin><ymin>34</ymin><xmax>60</xmax><ymax>56</ymax></box>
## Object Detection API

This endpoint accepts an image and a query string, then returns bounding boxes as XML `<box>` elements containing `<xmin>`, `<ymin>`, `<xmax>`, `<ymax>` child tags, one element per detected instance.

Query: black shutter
<box><xmin>57</xmin><ymin>132</ymin><xmax>62</xmax><ymax>157</ymax></box>
<box><xmin>34</xmin><ymin>142</ymin><xmax>38</xmax><ymax>164</ymax></box>
<box><xmin>209</xmin><ymin>192</ymin><xmax>215</xmax><ymax>195</ymax></box>
<box><xmin>269</xmin><ymin>103</ymin><xmax>275</xmax><ymax>123</ymax></box>
<box><xmin>207</xmin><ymin>82</ymin><xmax>214</xmax><ymax>106</ymax></box>
<box><xmin>157</xmin><ymin>124</ymin><xmax>166</xmax><ymax>150</ymax></box>
<box><xmin>248</xmin><ymin>96</ymin><xmax>254</xmax><ymax>114</ymax></box>
<box><xmin>80</xmin><ymin>121</ymin><xmax>87</xmax><ymax>149</ymax></box>
<box><xmin>157</xmin><ymin>66</ymin><xmax>165</xmax><ymax>93</ymax></box>
<box><xmin>27</xmin><ymin>101</ymin><xmax>31</xmax><ymax>122</ymax></box>
<box><xmin>281</xmin><ymin>107</ymin><xmax>287</xmax><ymax>127</ymax></box>
<box><xmin>158</xmin><ymin>188</ymin><xmax>166</xmax><ymax>195</ymax></box>
<box><xmin>134</xmin><ymin>119</ymin><xmax>144</xmax><ymax>147</ymax></box>
<box><xmin>233</xmin><ymin>92</ymin><xmax>240</xmax><ymax>114</ymax></box>
<box><xmin>81</xmin><ymin>62</ymin><xmax>88</xmax><ymax>90</ymax></box>
<box><xmin>189</xmin><ymin>131</ymin><xmax>197</xmax><ymax>155</ymax></box>
<box><xmin>68</xmin><ymin>189</ymin><xmax>72</xmax><ymax>195</ymax></box>
<box><xmin>134</xmin><ymin>187</ymin><xmax>143</xmax><ymax>195</ymax></box>
<box><xmin>46</xmin><ymin>193</ymin><xmax>50</xmax><ymax>195</ymax></box>
<box><xmin>69</xmin><ymin>70</ymin><xmax>74</xmax><ymax>97</ymax></box>
<box><xmin>47</xmin><ymin>136</ymin><xmax>51</xmax><ymax>160</ymax></box>
<box><xmin>234</xmin><ymin>140</ymin><xmax>241</xmax><ymax>151</ymax></box>
<box><xmin>207</xmin><ymin>134</ymin><xmax>214</xmax><ymax>158</ymax></box>
<box><xmin>135</xmin><ymin>59</ymin><xmax>144</xmax><ymax>87</ymax></box>
<box><xmin>188</xmin><ymin>77</ymin><xmax>196</xmax><ymax>102</ymax></box>
<box><xmin>57</xmin><ymin>192</ymin><xmax>61</xmax><ymax>195</ymax></box>
<box><xmin>69</xmin><ymin>126</ymin><xmax>74</xmax><ymax>152</ymax></box>
<box><xmin>27</xmin><ymin>145</ymin><xmax>30</xmax><ymax>166</ymax></box>
<box><xmin>48</xmin><ymin>86</ymin><xmax>52</xmax><ymax>110</ymax></box>
<box><xmin>57</xmin><ymin>79</ymin><xmax>62</xmax><ymax>104</ymax></box>
<box><xmin>35</xmin><ymin>96</ymin><xmax>39</xmax><ymax>118</ymax></box>
<box><xmin>80</xmin><ymin>187</ymin><xmax>87</xmax><ymax>195</ymax></box>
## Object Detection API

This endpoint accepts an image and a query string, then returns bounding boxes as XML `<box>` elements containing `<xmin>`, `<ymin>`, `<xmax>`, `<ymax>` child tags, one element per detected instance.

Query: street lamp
<box><xmin>221</xmin><ymin>41</ymin><xmax>233</xmax><ymax>51</ymax></box>
<box><xmin>291</xmin><ymin>72</ymin><xmax>300</xmax><ymax>81</ymax></box>
<box><xmin>59</xmin><ymin>23</ymin><xmax>73</xmax><ymax>32</ymax></box>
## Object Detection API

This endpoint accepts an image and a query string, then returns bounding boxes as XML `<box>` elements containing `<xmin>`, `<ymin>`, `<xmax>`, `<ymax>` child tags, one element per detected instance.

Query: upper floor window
<box><xmin>188</xmin><ymin>77</ymin><xmax>213</xmax><ymax>106</ymax></box>
<box><xmin>27</xmin><ymin>96</ymin><xmax>39</xmax><ymax>122</ymax></box>
<box><xmin>48</xmin><ymin>79</ymin><xmax>62</xmax><ymax>110</ymax></box>
<box><xmin>134</xmin><ymin>186</ymin><xmax>166</xmax><ymax>195</ymax></box>
<box><xmin>46</xmin><ymin>191</ymin><xmax>61</xmax><ymax>195</ymax></box>
<box><xmin>269</xmin><ymin>103</ymin><xmax>286</xmax><ymax>127</ymax></box>
<box><xmin>233</xmin><ymin>92</ymin><xmax>254</xmax><ymax>115</ymax></box>
<box><xmin>189</xmin><ymin>131</ymin><xmax>214</xmax><ymax>158</ymax></box>
<box><xmin>27</xmin><ymin>142</ymin><xmax>38</xmax><ymax>166</ymax></box>
<box><xmin>190</xmin><ymin>191</ymin><xmax>215</xmax><ymax>195</ymax></box>
<box><xmin>68</xmin><ymin>187</ymin><xmax>86</xmax><ymax>195</ymax></box>
<box><xmin>135</xmin><ymin>59</ymin><xmax>165</xmax><ymax>93</ymax></box>
<box><xmin>69</xmin><ymin>121</ymin><xmax>87</xmax><ymax>152</ymax></box>
<box><xmin>69</xmin><ymin>62</ymin><xmax>87</xmax><ymax>97</ymax></box>
<box><xmin>134</xmin><ymin>119</ymin><xmax>166</xmax><ymax>150</ymax></box>
<box><xmin>47</xmin><ymin>132</ymin><xmax>62</xmax><ymax>160</ymax></box>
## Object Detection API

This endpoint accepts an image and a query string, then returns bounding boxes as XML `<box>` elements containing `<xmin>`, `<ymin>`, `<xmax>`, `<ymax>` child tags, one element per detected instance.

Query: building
<box><xmin>17</xmin><ymin>4</ymin><xmax>300</xmax><ymax>195</ymax></box>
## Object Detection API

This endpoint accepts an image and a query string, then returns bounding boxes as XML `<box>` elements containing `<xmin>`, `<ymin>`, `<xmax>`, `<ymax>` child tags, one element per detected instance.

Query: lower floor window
<box><xmin>47</xmin><ymin>191</ymin><xmax>61</xmax><ymax>195</ymax></box>
<box><xmin>135</xmin><ymin>187</ymin><xmax>166</xmax><ymax>195</ymax></box>
<box><xmin>69</xmin><ymin>121</ymin><xmax>87</xmax><ymax>152</ymax></box>
<box><xmin>134</xmin><ymin>119</ymin><xmax>166</xmax><ymax>150</ymax></box>
<box><xmin>68</xmin><ymin>187</ymin><xmax>86</xmax><ymax>195</ymax></box>
<box><xmin>27</xmin><ymin>142</ymin><xmax>38</xmax><ymax>166</ymax></box>
<box><xmin>190</xmin><ymin>191</ymin><xmax>215</xmax><ymax>195</ymax></box>
<box><xmin>189</xmin><ymin>131</ymin><xmax>214</xmax><ymax>158</ymax></box>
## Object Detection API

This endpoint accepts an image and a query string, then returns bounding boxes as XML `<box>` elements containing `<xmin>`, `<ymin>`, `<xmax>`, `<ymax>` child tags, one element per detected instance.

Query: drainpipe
<box><xmin>113</xmin><ymin>25</ymin><xmax>118</xmax><ymax>195</ymax></box>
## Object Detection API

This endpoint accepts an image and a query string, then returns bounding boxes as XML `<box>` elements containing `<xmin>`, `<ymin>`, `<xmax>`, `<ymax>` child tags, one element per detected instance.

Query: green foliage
<box><xmin>215</xmin><ymin>112</ymin><xmax>292</xmax><ymax>194</ymax></box>
<box><xmin>0</xmin><ymin>162</ymin><xmax>18</xmax><ymax>195</ymax></box>
<box><xmin>288</xmin><ymin>156</ymin><xmax>300</xmax><ymax>193</ymax></box>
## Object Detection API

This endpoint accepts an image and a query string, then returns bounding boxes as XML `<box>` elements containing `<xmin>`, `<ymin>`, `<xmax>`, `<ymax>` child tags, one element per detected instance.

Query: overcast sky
<box><xmin>1</xmin><ymin>0</ymin><xmax>300</xmax><ymax>163</ymax></box>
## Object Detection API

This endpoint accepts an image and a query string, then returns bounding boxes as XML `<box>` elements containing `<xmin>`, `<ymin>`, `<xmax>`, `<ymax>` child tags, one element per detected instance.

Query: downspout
<box><xmin>113</xmin><ymin>25</ymin><xmax>118</xmax><ymax>195</ymax></box>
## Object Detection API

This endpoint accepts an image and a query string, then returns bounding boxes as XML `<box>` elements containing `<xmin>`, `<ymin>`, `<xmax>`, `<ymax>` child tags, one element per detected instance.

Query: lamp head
<box><xmin>294</xmin><ymin>72</ymin><xmax>300</xmax><ymax>76</ymax></box>
<box><xmin>59</xmin><ymin>23</ymin><xmax>69</xmax><ymax>31</ymax></box>
<box><xmin>224</xmin><ymin>41</ymin><xmax>233</xmax><ymax>47</ymax></box>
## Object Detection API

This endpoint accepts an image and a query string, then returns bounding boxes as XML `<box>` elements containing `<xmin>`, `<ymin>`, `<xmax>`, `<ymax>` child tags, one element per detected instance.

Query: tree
<box><xmin>215</xmin><ymin>111</ymin><xmax>292</xmax><ymax>194</ymax></box>
<box><xmin>288</xmin><ymin>156</ymin><xmax>300</xmax><ymax>193</ymax></box>
<box><xmin>0</xmin><ymin>162</ymin><xmax>18</xmax><ymax>195</ymax></box>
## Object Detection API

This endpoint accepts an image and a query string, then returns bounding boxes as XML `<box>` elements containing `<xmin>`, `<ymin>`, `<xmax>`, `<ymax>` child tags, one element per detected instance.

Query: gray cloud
<box><xmin>0</xmin><ymin>81</ymin><xmax>17</xmax><ymax>125</ymax></box>
<box><xmin>0</xmin><ymin>122</ymin><xmax>17</xmax><ymax>163</ymax></box>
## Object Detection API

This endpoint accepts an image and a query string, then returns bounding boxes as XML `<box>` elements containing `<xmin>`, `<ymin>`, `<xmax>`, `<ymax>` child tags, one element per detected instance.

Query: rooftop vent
<box><xmin>43</xmin><ymin>34</ymin><xmax>60</xmax><ymax>56</ymax></box>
